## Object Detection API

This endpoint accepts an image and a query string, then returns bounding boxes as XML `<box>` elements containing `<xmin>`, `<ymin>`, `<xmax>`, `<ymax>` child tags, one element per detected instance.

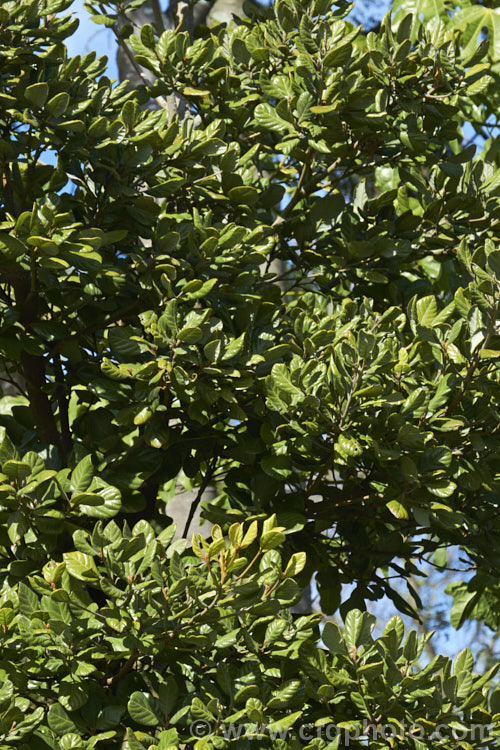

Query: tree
<box><xmin>1</xmin><ymin>0</ymin><xmax>500</xmax><ymax>746</ymax></box>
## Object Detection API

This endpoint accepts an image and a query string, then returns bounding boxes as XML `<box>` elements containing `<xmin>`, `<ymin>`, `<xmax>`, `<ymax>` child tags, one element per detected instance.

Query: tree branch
<box><xmin>105</xmin><ymin>7</ymin><xmax>170</xmax><ymax>111</ymax></box>
<box><xmin>106</xmin><ymin>649</ymin><xmax>139</xmax><ymax>688</ymax></box>
<box><xmin>182</xmin><ymin>456</ymin><xmax>218</xmax><ymax>538</ymax></box>
<box><xmin>53</xmin><ymin>352</ymin><xmax>73</xmax><ymax>459</ymax></box>
<box><xmin>7</xmin><ymin>267</ymin><xmax>62</xmax><ymax>450</ymax></box>
<box><xmin>272</xmin><ymin>150</ymin><xmax>312</xmax><ymax>229</ymax></box>
<box><xmin>150</xmin><ymin>0</ymin><xmax>165</xmax><ymax>31</ymax></box>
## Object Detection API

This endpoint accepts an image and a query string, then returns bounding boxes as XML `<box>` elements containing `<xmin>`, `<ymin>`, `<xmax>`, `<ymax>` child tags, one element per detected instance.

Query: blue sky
<box><xmin>67</xmin><ymin>0</ymin><xmax>118</xmax><ymax>80</ymax></box>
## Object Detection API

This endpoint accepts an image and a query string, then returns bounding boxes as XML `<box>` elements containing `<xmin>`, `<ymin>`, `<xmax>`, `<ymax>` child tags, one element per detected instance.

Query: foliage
<box><xmin>1</xmin><ymin>442</ymin><xmax>499</xmax><ymax>748</ymax></box>
<box><xmin>1</xmin><ymin>0</ymin><xmax>500</xmax><ymax>744</ymax></box>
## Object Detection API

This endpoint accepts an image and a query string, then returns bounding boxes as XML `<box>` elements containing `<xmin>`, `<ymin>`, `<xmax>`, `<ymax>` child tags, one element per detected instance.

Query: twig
<box><xmin>306</xmin><ymin>448</ymin><xmax>336</xmax><ymax>497</ymax></box>
<box><xmin>182</xmin><ymin>455</ymin><xmax>218</xmax><ymax>538</ymax></box>
<box><xmin>235</xmin><ymin>549</ymin><xmax>261</xmax><ymax>582</ymax></box>
<box><xmin>107</xmin><ymin>649</ymin><xmax>139</xmax><ymax>687</ymax></box>
<box><xmin>105</xmin><ymin>9</ymin><xmax>170</xmax><ymax>111</ymax></box>
<box><xmin>272</xmin><ymin>152</ymin><xmax>311</xmax><ymax>229</ymax></box>
<box><xmin>0</xmin><ymin>371</ymin><xmax>29</xmax><ymax>399</ymax></box>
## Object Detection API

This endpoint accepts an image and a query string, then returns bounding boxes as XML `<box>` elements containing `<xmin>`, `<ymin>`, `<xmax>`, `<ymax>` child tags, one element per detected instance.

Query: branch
<box><xmin>0</xmin><ymin>370</ymin><xmax>29</xmax><ymax>399</ymax></box>
<box><xmin>21</xmin><ymin>350</ymin><xmax>62</xmax><ymax>449</ymax></box>
<box><xmin>305</xmin><ymin>447</ymin><xmax>336</xmax><ymax>498</ymax></box>
<box><xmin>150</xmin><ymin>0</ymin><xmax>165</xmax><ymax>31</ymax></box>
<box><xmin>105</xmin><ymin>7</ymin><xmax>170</xmax><ymax>111</ymax></box>
<box><xmin>7</xmin><ymin>269</ymin><xmax>62</xmax><ymax>450</ymax></box>
<box><xmin>1</xmin><ymin>153</ymin><xmax>16</xmax><ymax>215</ymax></box>
<box><xmin>106</xmin><ymin>649</ymin><xmax>139</xmax><ymax>688</ymax></box>
<box><xmin>52</xmin><ymin>352</ymin><xmax>73</xmax><ymax>459</ymax></box>
<box><xmin>272</xmin><ymin>151</ymin><xmax>312</xmax><ymax>229</ymax></box>
<box><xmin>182</xmin><ymin>456</ymin><xmax>218</xmax><ymax>538</ymax></box>
<box><xmin>271</xmin><ymin>155</ymin><xmax>345</xmax><ymax>231</ymax></box>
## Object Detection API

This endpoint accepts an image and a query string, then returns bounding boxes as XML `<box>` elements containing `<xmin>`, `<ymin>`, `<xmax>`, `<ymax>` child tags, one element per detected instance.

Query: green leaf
<box><xmin>183</xmin><ymin>87</ymin><xmax>210</xmax><ymax>97</ymax></box>
<box><xmin>336</xmin><ymin>434</ymin><xmax>361</xmax><ymax>458</ymax></box>
<box><xmin>18</xmin><ymin>582</ymin><xmax>39</xmax><ymax>618</ymax></box>
<box><xmin>0</xmin><ymin>232</ymin><xmax>26</xmax><ymax>260</ymax></box>
<box><xmin>124</xmin><ymin>729</ymin><xmax>147</xmax><ymax>750</ymax></box>
<box><xmin>322</xmin><ymin>621</ymin><xmax>348</xmax><ymax>654</ymax></box>
<box><xmin>101</xmin><ymin>358</ymin><xmax>133</xmax><ymax>381</ymax></box>
<box><xmin>63</xmin><ymin>551</ymin><xmax>98</xmax><ymax>581</ymax></box>
<box><xmin>71</xmin><ymin>492</ymin><xmax>104</xmax><ymax>507</ymax></box>
<box><xmin>59</xmin><ymin>733</ymin><xmax>84</xmax><ymax>749</ymax></box>
<box><xmin>0</xmin><ymin>608</ymin><xmax>14</xmax><ymax>628</ymax></box>
<box><xmin>208</xmin><ymin>537</ymin><xmax>225</xmax><ymax>557</ymax></box>
<box><xmin>182</xmin><ymin>278</ymin><xmax>217</xmax><ymax>300</ymax></box>
<box><xmin>269</xmin><ymin>363</ymin><xmax>302</xmax><ymax>401</ymax></box>
<box><xmin>25</xmin><ymin>82</ymin><xmax>49</xmax><ymax>107</ymax></box>
<box><xmin>386</xmin><ymin>499</ymin><xmax>409</xmax><ymax>519</ymax></box>
<box><xmin>427</xmin><ymin>480</ymin><xmax>456</xmax><ymax>498</ymax></box>
<box><xmin>47</xmin><ymin>91</ymin><xmax>70</xmax><ymax>116</ymax></box>
<box><xmin>383</xmin><ymin>615</ymin><xmax>404</xmax><ymax>641</ymax></box>
<box><xmin>177</xmin><ymin>326</ymin><xmax>202</xmax><ymax>343</ymax></box>
<box><xmin>140</xmin><ymin>23</ymin><xmax>155</xmax><ymax>49</ymax></box>
<box><xmin>450</xmin><ymin>5</ymin><xmax>500</xmax><ymax>60</ymax></box>
<box><xmin>228</xmin><ymin>186</ymin><xmax>259</xmax><ymax>206</ymax></box>
<box><xmin>400</xmin><ymin>387</ymin><xmax>426</xmax><ymax>414</ymax></box>
<box><xmin>454</xmin><ymin>648</ymin><xmax>474</xmax><ymax>676</ymax></box>
<box><xmin>127</xmin><ymin>692</ymin><xmax>163</xmax><ymax>726</ymax></box>
<box><xmin>310</xmin><ymin>103</ymin><xmax>337</xmax><ymax>114</ymax></box>
<box><xmin>403</xmin><ymin>629</ymin><xmax>418</xmax><ymax>661</ymax></box>
<box><xmin>158</xmin><ymin>729</ymin><xmax>180</xmax><ymax>749</ymax></box>
<box><xmin>0</xmin><ymin>427</ymin><xmax>18</xmax><ymax>463</ymax></box>
<box><xmin>2</xmin><ymin>460</ymin><xmax>31</xmax><ymax>481</ymax></box>
<box><xmin>47</xmin><ymin>704</ymin><xmax>78</xmax><ymax>736</ymax></box>
<box><xmin>71</xmin><ymin>455</ymin><xmax>94</xmax><ymax>494</ymax></box>
<box><xmin>447</xmin><ymin>583</ymin><xmax>480</xmax><ymax>629</ymax></box>
<box><xmin>59</xmin><ymin>682</ymin><xmax>88</xmax><ymax>711</ymax></box>
<box><xmin>134</xmin><ymin>407</ymin><xmax>152</xmax><ymax>425</ymax></box>
<box><xmin>344</xmin><ymin>609</ymin><xmax>363</xmax><ymax>648</ymax></box>
<box><xmin>416</xmin><ymin>295</ymin><xmax>437</xmax><ymax>327</ymax></box>
<box><xmin>84</xmin><ymin>481</ymin><xmax>121</xmax><ymax>518</ymax></box>
<box><xmin>433</xmin><ymin>547</ymin><xmax>447</xmax><ymax>568</ymax></box>
<box><xmin>254</xmin><ymin>103</ymin><xmax>295</xmax><ymax>134</ymax></box>
<box><xmin>228</xmin><ymin>523</ymin><xmax>243</xmax><ymax>549</ymax></box>
<box><xmin>240</xmin><ymin>521</ymin><xmax>258</xmax><ymax>549</ymax></box>
<box><xmin>284</xmin><ymin>551</ymin><xmax>307</xmax><ymax>577</ymax></box>
<box><xmin>260</xmin><ymin>530</ymin><xmax>286</xmax><ymax>550</ymax></box>
<box><xmin>267</xmin><ymin>711</ymin><xmax>302</xmax><ymax>732</ymax></box>
<box><xmin>324</xmin><ymin>41</ymin><xmax>353</xmax><ymax>68</ymax></box>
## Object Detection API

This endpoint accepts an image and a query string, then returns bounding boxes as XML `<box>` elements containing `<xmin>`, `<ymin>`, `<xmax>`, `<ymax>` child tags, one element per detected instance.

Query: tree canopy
<box><xmin>1</xmin><ymin>0</ymin><xmax>500</xmax><ymax>746</ymax></box>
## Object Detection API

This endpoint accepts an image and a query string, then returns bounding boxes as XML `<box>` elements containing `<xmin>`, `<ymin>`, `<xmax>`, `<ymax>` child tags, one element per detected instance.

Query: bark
<box><xmin>4</xmin><ymin>266</ymin><xmax>64</xmax><ymax>454</ymax></box>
